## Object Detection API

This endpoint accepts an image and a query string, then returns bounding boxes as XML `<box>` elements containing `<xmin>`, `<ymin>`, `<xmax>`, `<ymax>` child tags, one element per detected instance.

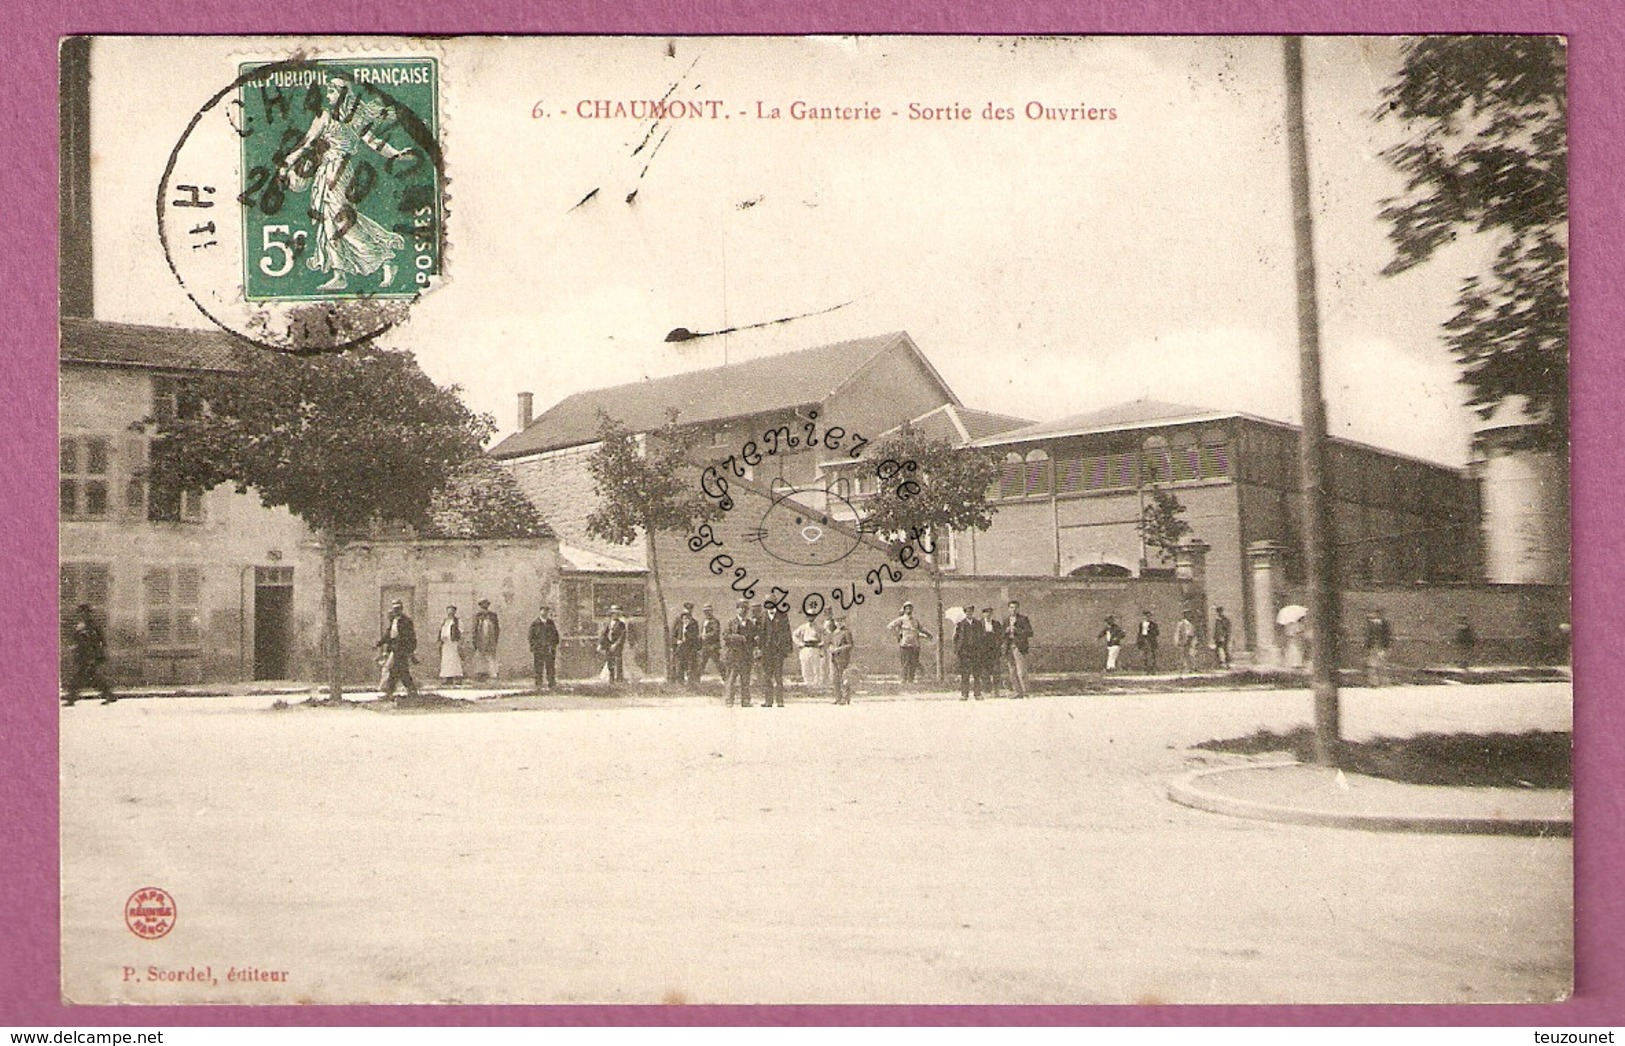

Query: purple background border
<box><xmin>3</xmin><ymin>0</ymin><xmax>1618</xmax><ymax>1028</ymax></box>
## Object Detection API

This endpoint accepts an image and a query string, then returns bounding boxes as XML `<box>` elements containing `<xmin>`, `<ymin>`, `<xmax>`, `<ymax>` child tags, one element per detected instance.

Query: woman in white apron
<box><xmin>439</xmin><ymin>606</ymin><xmax>465</xmax><ymax>685</ymax></box>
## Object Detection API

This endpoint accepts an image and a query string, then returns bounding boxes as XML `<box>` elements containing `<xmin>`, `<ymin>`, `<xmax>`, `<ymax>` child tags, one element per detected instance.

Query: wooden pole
<box><xmin>1283</xmin><ymin>37</ymin><xmax>1342</xmax><ymax>766</ymax></box>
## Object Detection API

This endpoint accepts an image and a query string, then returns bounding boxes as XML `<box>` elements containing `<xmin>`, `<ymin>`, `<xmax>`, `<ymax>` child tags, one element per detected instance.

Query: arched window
<box><xmin>1022</xmin><ymin>449</ymin><xmax>1052</xmax><ymax>497</ymax></box>
<box><xmin>1143</xmin><ymin>435</ymin><xmax>1173</xmax><ymax>485</ymax></box>
<box><xmin>998</xmin><ymin>452</ymin><xmax>1026</xmax><ymax>499</ymax></box>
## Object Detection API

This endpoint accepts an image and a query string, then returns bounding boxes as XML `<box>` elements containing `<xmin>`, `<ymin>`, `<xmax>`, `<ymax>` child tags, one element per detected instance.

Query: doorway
<box><xmin>253</xmin><ymin>566</ymin><xmax>294</xmax><ymax>679</ymax></box>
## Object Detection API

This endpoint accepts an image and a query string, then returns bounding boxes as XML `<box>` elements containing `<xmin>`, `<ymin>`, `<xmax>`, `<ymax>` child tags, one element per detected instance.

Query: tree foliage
<box><xmin>1377</xmin><ymin>36</ymin><xmax>1567</xmax><ymax>447</ymax></box>
<box><xmin>1137</xmin><ymin>486</ymin><xmax>1191</xmax><ymax>565</ymax></box>
<box><xmin>857</xmin><ymin>427</ymin><xmax>1003</xmax><ymax>549</ymax></box>
<box><xmin>424</xmin><ymin>458</ymin><xmax>551</xmax><ymax>539</ymax></box>
<box><xmin>146</xmin><ymin>345</ymin><xmax>494</xmax><ymax>534</ymax></box>
<box><xmin>584</xmin><ymin>410</ymin><xmax>720</xmax><ymax>546</ymax></box>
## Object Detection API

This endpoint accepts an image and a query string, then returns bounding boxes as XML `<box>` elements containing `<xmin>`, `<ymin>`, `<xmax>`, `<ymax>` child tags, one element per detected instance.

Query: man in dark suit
<box><xmin>528</xmin><ymin>605</ymin><xmax>560</xmax><ymax>690</ymax></box>
<box><xmin>376</xmin><ymin>599</ymin><xmax>420</xmax><ymax>700</ymax></box>
<box><xmin>954</xmin><ymin>606</ymin><xmax>984</xmax><ymax>701</ymax></box>
<box><xmin>1136</xmin><ymin>609</ymin><xmax>1161</xmax><ymax>673</ymax></box>
<box><xmin>977</xmin><ymin>606</ymin><xmax>1005</xmax><ymax>697</ymax></box>
<box><xmin>1004</xmin><ymin>599</ymin><xmax>1035</xmax><ymax>697</ymax></box>
<box><xmin>64</xmin><ymin>603</ymin><xmax>116</xmax><ymax>706</ymax></box>
<box><xmin>697</xmin><ymin>603</ymin><xmax>724</xmax><ymax>681</ymax></box>
<box><xmin>670</xmin><ymin>602</ymin><xmax>701</xmax><ymax>685</ymax></box>
<box><xmin>758</xmin><ymin>602</ymin><xmax>793</xmax><ymax>707</ymax></box>
<box><xmin>722</xmin><ymin>598</ymin><xmax>759</xmax><ymax>706</ymax></box>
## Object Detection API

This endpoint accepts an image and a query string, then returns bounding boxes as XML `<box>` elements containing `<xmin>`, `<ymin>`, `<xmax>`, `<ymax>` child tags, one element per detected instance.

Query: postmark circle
<box><xmin>125</xmin><ymin>886</ymin><xmax>178</xmax><ymax>939</ymax></box>
<box><xmin>158</xmin><ymin>55</ymin><xmax>446</xmax><ymax>354</ymax></box>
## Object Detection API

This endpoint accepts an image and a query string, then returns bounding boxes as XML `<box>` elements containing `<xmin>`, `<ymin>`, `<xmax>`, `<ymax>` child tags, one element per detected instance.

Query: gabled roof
<box><xmin>490</xmin><ymin>331</ymin><xmax>957</xmax><ymax>459</ymax></box>
<box><xmin>60</xmin><ymin>317</ymin><xmax>249</xmax><ymax>373</ymax></box>
<box><xmin>880</xmin><ymin>403</ymin><xmax>1034</xmax><ymax>446</ymax></box>
<box><xmin>972</xmin><ymin>399</ymin><xmax>1247</xmax><ymax>446</ymax></box>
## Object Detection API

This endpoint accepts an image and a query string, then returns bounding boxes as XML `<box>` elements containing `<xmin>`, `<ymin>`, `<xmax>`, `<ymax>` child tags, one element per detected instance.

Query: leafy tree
<box><xmin>858</xmin><ymin>426</ymin><xmax>1003</xmax><ymax>679</ymax></box>
<box><xmin>1377</xmin><ymin>36</ymin><xmax>1567</xmax><ymax>448</ymax></box>
<box><xmin>145</xmin><ymin>345</ymin><xmax>493</xmax><ymax>699</ymax></box>
<box><xmin>1137</xmin><ymin>486</ymin><xmax>1192</xmax><ymax>567</ymax></box>
<box><xmin>584</xmin><ymin>410</ymin><xmax>721</xmax><ymax>679</ymax></box>
<box><xmin>424</xmin><ymin>458</ymin><xmax>551</xmax><ymax>539</ymax></box>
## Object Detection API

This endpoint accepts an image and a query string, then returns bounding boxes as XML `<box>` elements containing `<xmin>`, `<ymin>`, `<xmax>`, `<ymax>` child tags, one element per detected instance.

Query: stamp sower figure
<box><xmin>65</xmin><ymin>603</ymin><xmax>116</xmax><ymax>706</ymax></box>
<box><xmin>1174</xmin><ymin>609</ymin><xmax>1200</xmax><ymax>676</ymax></box>
<box><xmin>471</xmin><ymin>599</ymin><xmax>501</xmax><ymax>681</ymax></box>
<box><xmin>670</xmin><ymin>602</ymin><xmax>701</xmax><ymax>685</ymax></box>
<box><xmin>793</xmin><ymin>612</ymin><xmax>826</xmax><ymax>687</ymax></box>
<box><xmin>599</xmin><ymin>606</ymin><xmax>628</xmax><ymax>682</ymax></box>
<box><xmin>1098</xmin><ymin>614</ymin><xmax>1125</xmax><ymax>672</ymax></box>
<box><xmin>1004</xmin><ymin>600</ymin><xmax>1034</xmax><ymax>697</ymax></box>
<box><xmin>954</xmin><ymin>606</ymin><xmax>985</xmax><ymax>701</ymax></box>
<box><xmin>1211</xmin><ymin>606</ymin><xmax>1233</xmax><ymax>669</ymax></box>
<box><xmin>1364</xmin><ymin>608</ymin><xmax>1393</xmax><ymax>686</ymax></box>
<box><xmin>723</xmin><ymin>599</ymin><xmax>759</xmax><ymax>706</ymax></box>
<box><xmin>376</xmin><ymin>599</ymin><xmax>420</xmax><ymax>700</ymax></box>
<box><xmin>886</xmin><ymin>601</ymin><xmax>933</xmax><ymax>686</ymax></box>
<box><xmin>528</xmin><ymin>605</ymin><xmax>560</xmax><ymax>691</ymax></box>
<box><xmin>1136</xmin><ymin>609</ymin><xmax>1160</xmax><ymax>673</ymax></box>
<box><xmin>697</xmin><ymin>603</ymin><xmax>724</xmax><ymax>681</ymax></box>
<box><xmin>829</xmin><ymin>617</ymin><xmax>855</xmax><ymax>705</ymax></box>
<box><xmin>438</xmin><ymin>606</ymin><xmax>464</xmax><ymax>685</ymax></box>
<box><xmin>759</xmin><ymin>602</ymin><xmax>793</xmax><ymax>707</ymax></box>
<box><xmin>279</xmin><ymin>75</ymin><xmax>408</xmax><ymax>293</ymax></box>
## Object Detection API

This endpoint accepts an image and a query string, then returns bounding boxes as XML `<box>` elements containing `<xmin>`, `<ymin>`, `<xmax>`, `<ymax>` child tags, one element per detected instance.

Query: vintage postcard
<box><xmin>58</xmin><ymin>35</ymin><xmax>1571</xmax><ymax>1005</ymax></box>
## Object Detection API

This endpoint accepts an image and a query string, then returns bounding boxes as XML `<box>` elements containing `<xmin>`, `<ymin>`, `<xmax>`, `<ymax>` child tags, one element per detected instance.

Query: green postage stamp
<box><xmin>235</xmin><ymin>58</ymin><xmax>442</xmax><ymax>302</ymax></box>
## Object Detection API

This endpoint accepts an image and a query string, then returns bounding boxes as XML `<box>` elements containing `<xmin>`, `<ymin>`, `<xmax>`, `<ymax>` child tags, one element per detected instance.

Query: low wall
<box><xmin>1331</xmin><ymin>584</ymin><xmax>1570</xmax><ymax>668</ymax></box>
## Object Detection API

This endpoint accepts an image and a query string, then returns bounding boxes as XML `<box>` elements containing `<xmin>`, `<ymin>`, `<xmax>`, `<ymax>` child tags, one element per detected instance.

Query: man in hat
<box><xmin>977</xmin><ymin>605</ymin><xmax>1004</xmax><ymax>697</ymax></box>
<box><xmin>793</xmin><ymin>610</ymin><xmax>826</xmax><ymax>688</ymax></box>
<box><xmin>1136</xmin><ymin>609</ymin><xmax>1160</xmax><ymax>673</ymax></box>
<box><xmin>471</xmin><ymin>599</ymin><xmax>501</xmax><ymax>681</ymax></box>
<box><xmin>722</xmin><ymin>598</ymin><xmax>759</xmax><ymax>706</ymax></box>
<box><xmin>528</xmin><ymin>605</ymin><xmax>560</xmax><ymax>690</ymax></box>
<box><xmin>1211</xmin><ymin>606</ymin><xmax>1233</xmax><ymax>669</ymax></box>
<box><xmin>1364</xmin><ymin>608</ymin><xmax>1393</xmax><ymax>686</ymax></box>
<box><xmin>1097</xmin><ymin>614</ymin><xmax>1125</xmax><ymax>672</ymax></box>
<box><xmin>759</xmin><ymin>600</ymin><xmax>793</xmax><ymax>707</ymax></box>
<box><xmin>670</xmin><ymin>601</ymin><xmax>701</xmax><ymax>685</ymax></box>
<box><xmin>886</xmin><ymin>601</ymin><xmax>933</xmax><ymax>686</ymax></box>
<box><xmin>697</xmin><ymin>603</ymin><xmax>724</xmax><ymax>681</ymax></box>
<box><xmin>1004</xmin><ymin>599</ymin><xmax>1035</xmax><ymax>697</ymax></box>
<box><xmin>599</xmin><ymin>606</ymin><xmax>629</xmax><ymax>682</ymax></box>
<box><xmin>376</xmin><ymin>599</ymin><xmax>420</xmax><ymax>700</ymax></box>
<box><xmin>64</xmin><ymin>603</ymin><xmax>116</xmax><ymax>706</ymax></box>
<box><xmin>953</xmin><ymin>605</ymin><xmax>985</xmax><ymax>700</ymax></box>
<box><xmin>828</xmin><ymin>617</ymin><xmax>855</xmax><ymax>705</ymax></box>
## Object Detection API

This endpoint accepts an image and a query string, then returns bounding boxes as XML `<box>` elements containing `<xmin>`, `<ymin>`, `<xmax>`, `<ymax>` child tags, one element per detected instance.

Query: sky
<box><xmin>89</xmin><ymin>35</ymin><xmax>1501</xmax><ymax>465</ymax></box>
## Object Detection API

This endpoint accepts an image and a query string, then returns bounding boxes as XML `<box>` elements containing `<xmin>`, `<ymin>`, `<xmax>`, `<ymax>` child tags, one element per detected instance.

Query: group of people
<box><xmin>425</xmin><ymin>600</ymin><xmax>503</xmax><ymax>686</ymax></box>
<box><xmin>668</xmin><ymin>600</ymin><xmax>856</xmax><ymax>705</ymax></box>
<box><xmin>1096</xmin><ymin>606</ymin><xmax>1234</xmax><ymax>676</ymax></box>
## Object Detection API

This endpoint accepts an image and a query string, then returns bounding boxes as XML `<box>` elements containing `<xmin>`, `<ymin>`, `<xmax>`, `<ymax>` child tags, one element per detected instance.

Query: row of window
<box><xmin>61</xmin><ymin>435</ymin><xmax>205</xmax><ymax>522</ymax></box>
<box><xmin>61</xmin><ymin>562</ymin><xmax>203</xmax><ymax>653</ymax></box>
<box><xmin>997</xmin><ymin>430</ymin><xmax>1232</xmax><ymax>500</ymax></box>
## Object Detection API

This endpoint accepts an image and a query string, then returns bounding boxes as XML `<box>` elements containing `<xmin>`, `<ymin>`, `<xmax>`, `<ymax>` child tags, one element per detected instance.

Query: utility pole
<box><xmin>1283</xmin><ymin>37</ymin><xmax>1342</xmax><ymax>766</ymax></box>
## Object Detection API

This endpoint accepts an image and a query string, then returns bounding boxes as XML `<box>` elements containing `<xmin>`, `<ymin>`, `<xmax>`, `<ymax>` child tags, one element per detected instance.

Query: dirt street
<box><xmin>60</xmin><ymin>682</ymin><xmax>1572</xmax><ymax>1005</ymax></box>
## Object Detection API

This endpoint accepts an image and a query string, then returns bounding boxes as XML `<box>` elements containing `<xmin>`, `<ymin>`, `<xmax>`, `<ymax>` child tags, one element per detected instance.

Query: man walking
<box><xmin>954</xmin><ymin>606</ymin><xmax>984</xmax><ymax>700</ymax></box>
<box><xmin>1174</xmin><ymin>608</ymin><xmax>1200</xmax><ymax>676</ymax></box>
<box><xmin>697</xmin><ymin>604</ymin><xmax>724</xmax><ymax>681</ymax></box>
<box><xmin>471</xmin><ymin>599</ymin><xmax>502</xmax><ymax>681</ymax></box>
<box><xmin>1211</xmin><ymin>606</ymin><xmax>1233</xmax><ymax>669</ymax></box>
<box><xmin>599</xmin><ymin>606</ymin><xmax>628</xmax><ymax>682</ymax></box>
<box><xmin>64</xmin><ymin>603</ymin><xmax>116</xmax><ymax>706</ymax></box>
<box><xmin>759</xmin><ymin>602</ymin><xmax>793</xmax><ymax>707</ymax></box>
<box><xmin>670</xmin><ymin>602</ymin><xmax>701</xmax><ymax>684</ymax></box>
<box><xmin>723</xmin><ymin>599</ymin><xmax>759</xmax><ymax>706</ymax></box>
<box><xmin>528</xmin><ymin>605</ymin><xmax>560</xmax><ymax>690</ymax></box>
<box><xmin>376</xmin><ymin>599</ymin><xmax>420</xmax><ymax>700</ymax></box>
<box><xmin>1098</xmin><ymin>614</ymin><xmax>1125</xmax><ymax>672</ymax></box>
<box><xmin>1364</xmin><ymin>608</ymin><xmax>1393</xmax><ymax>686</ymax></box>
<box><xmin>886</xmin><ymin>601</ymin><xmax>933</xmax><ymax>686</ymax></box>
<box><xmin>829</xmin><ymin>617</ymin><xmax>855</xmax><ymax>705</ymax></box>
<box><xmin>1136</xmin><ymin>609</ymin><xmax>1160</xmax><ymax>673</ymax></box>
<box><xmin>1004</xmin><ymin>599</ymin><xmax>1034</xmax><ymax>697</ymax></box>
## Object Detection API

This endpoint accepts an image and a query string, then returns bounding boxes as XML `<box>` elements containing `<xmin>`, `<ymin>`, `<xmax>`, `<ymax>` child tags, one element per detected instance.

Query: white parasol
<box><xmin>1276</xmin><ymin>604</ymin><xmax>1308</xmax><ymax>626</ymax></box>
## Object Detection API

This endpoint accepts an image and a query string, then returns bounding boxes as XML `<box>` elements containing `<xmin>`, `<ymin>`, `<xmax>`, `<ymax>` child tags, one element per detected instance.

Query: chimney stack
<box><xmin>517</xmin><ymin>391</ymin><xmax>534</xmax><ymax>431</ymax></box>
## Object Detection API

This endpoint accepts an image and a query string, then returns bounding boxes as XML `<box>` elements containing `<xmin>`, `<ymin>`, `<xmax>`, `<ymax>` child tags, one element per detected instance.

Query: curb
<box><xmin>1167</xmin><ymin>762</ymin><xmax>1572</xmax><ymax>837</ymax></box>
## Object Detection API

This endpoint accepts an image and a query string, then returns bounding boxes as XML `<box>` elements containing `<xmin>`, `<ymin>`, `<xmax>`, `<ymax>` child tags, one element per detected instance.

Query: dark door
<box><xmin>254</xmin><ymin>572</ymin><xmax>294</xmax><ymax>680</ymax></box>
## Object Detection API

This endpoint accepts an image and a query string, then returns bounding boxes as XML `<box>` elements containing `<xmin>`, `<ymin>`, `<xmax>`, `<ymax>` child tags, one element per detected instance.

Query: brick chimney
<box><xmin>517</xmin><ymin>391</ymin><xmax>534</xmax><ymax>431</ymax></box>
